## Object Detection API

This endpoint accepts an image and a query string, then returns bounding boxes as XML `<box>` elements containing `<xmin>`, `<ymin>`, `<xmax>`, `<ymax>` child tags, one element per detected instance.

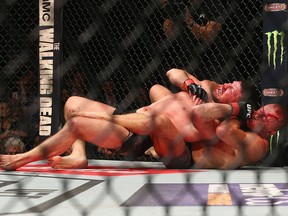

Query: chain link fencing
<box><xmin>60</xmin><ymin>0</ymin><xmax>265</xmax><ymax>161</ymax></box>
<box><xmin>1</xmin><ymin>0</ymin><xmax>288</xmax><ymax>215</ymax></box>
<box><xmin>1</xmin><ymin>0</ymin><xmax>265</xmax><ymax>159</ymax></box>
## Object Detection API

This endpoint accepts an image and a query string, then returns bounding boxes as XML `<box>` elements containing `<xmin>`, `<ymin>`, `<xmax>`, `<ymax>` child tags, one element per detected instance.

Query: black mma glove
<box><xmin>183</xmin><ymin>78</ymin><xmax>208</xmax><ymax>102</ymax></box>
<box><xmin>230</xmin><ymin>102</ymin><xmax>254</xmax><ymax>123</ymax></box>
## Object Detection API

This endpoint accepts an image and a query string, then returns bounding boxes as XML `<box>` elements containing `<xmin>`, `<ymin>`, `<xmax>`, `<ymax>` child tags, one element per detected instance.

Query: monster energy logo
<box><xmin>265</xmin><ymin>30</ymin><xmax>285</xmax><ymax>69</ymax></box>
<box><xmin>269</xmin><ymin>130</ymin><xmax>280</xmax><ymax>155</ymax></box>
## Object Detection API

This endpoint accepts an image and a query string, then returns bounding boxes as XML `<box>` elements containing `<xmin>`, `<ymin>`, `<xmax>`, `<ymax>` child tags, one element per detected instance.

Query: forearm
<box><xmin>166</xmin><ymin>68</ymin><xmax>200</xmax><ymax>89</ymax></box>
<box><xmin>192</xmin><ymin>103</ymin><xmax>232</xmax><ymax>123</ymax></box>
<box><xmin>190</xmin><ymin>103</ymin><xmax>232</xmax><ymax>140</ymax></box>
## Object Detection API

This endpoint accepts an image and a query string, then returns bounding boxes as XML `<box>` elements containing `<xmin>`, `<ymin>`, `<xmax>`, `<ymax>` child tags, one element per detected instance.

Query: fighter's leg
<box><xmin>47</xmin><ymin>140</ymin><xmax>88</xmax><ymax>169</ymax></box>
<box><xmin>64</xmin><ymin>96</ymin><xmax>116</xmax><ymax>119</ymax></box>
<box><xmin>49</xmin><ymin>96</ymin><xmax>117</xmax><ymax>169</ymax></box>
<box><xmin>145</xmin><ymin>85</ymin><xmax>174</xmax><ymax>158</ymax></box>
<box><xmin>0</xmin><ymin>116</ymin><xmax>130</xmax><ymax>171</ymax></box>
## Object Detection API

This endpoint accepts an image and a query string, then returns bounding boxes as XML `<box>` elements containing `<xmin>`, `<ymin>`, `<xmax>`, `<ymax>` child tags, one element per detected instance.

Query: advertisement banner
<box><xmin>262</xmin><ymin>0</ymin><xmax>288</xmax><ymax>106</ymax></box>
<box><xmin>39</xmin><ymin>0</ymin><xmax>62</xmax><ymax>141</ymax></box>
<box><xmin>262</xmin><ymin>0</ymin><xmax>288</xmax><ymax>164</ymax></box>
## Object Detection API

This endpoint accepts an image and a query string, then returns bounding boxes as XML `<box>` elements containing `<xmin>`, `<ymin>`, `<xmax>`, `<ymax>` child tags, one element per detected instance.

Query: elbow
<box><xmin>166</xmin><ymin>68</ymin><xmax>179</xmax><ymax>82</ymax></box>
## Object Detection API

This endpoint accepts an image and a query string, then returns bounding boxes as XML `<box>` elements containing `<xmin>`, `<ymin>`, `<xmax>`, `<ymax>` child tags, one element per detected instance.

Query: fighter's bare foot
<box><xmin>48</xmin><ymin>155</ymin><xmax>88</xmax><ymax>169</ymax></box>
<box><xmin>0</xmin><ymin>154</ymin><xmax>25</xmax><ymax>171</ymax></box>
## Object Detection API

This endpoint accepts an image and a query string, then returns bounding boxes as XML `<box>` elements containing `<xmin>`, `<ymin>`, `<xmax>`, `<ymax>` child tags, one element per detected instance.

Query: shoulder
<box><xmin>245</xmin><ymin>132</ymin><xmax>268</xmax><ymax>159</ymax></box>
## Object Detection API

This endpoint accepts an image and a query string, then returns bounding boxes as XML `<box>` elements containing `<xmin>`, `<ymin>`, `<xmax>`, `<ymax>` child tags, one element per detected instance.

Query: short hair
<box><xmin>240</xmin><ymin>80</ymin><xmax>261</xmax><ymax>109</ymax></box>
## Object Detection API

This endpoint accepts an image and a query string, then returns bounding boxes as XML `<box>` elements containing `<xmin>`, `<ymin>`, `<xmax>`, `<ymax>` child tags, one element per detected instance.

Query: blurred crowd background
<box><xmin>0</xmin><ymin>0</ymin><xmax>265</xmax><ymax>159</ymax></box>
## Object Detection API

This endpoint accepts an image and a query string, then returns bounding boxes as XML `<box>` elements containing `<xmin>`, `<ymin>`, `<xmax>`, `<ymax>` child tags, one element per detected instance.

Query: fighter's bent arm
<box><xmin>216</xmin><ymin>119</ymin><xmax>268</xmax><ymax>163</ymax></box>
<box><xmin>166</xmin><ymin>68</ymin><xmax>201</xmax><ymax>89</ymax></box>
<box><xmin>191</xmin><ymin>103</ymin><xmax>231</xmax><ymax>139</ymax></box>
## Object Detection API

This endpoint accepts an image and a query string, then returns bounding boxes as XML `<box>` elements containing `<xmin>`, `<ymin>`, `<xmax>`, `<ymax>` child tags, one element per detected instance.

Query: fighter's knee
<box><xmin>64</xmin><ymin>96</ymin><xmax>81</xmax><ymax>119</ymax></box>
<box><xmin>65</xmin><ymin>96</ymin><xmax>79</xmax><ymax>110</ymax></box>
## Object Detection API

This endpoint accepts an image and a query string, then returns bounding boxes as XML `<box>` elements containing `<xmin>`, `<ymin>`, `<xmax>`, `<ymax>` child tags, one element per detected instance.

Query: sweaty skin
<box><xmin>49</xmin><ymin>81</ymin><xmax>243</xmax><ymax>168</ymax></box>
<box><xmin>137</xmin><ymin>92</ymin><xmax>204</xmax><ymax>141</ymax></box>
<box><xmin>0</xmin><ymin>101</ymin><xmax>286</xmax><ymax>170</ymax></box>
<box><xmin>66</xmin><ymin>103</ymin><xmax>287</xmax><ymax>169</ymax></box>
<box><xmin>0</xmin><ymin>92</ymin><xmax>202</xmax><ymax>170</ymax></box>
<box><xmin>6</xmin><ymin>68</ymin><xmax>246</xmax><ymax>169</ymax></box>
<box><xmin>49</xmin><ymin>68</ymin><xmax>245</xmax><ymax>169</ymax></box>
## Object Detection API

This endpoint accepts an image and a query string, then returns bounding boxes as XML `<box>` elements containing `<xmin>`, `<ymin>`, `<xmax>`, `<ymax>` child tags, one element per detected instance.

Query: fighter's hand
<box><xmin>190</xmin><ymin>95</ymin><xmax>205</xmax><ymax>104</ymax></box>
<box><xmin>187</xmin><ymin>83</ymin><xmax>208</xmax><ymax>102</ymax></box>
<box><xmin>230</xmin><ymin>102</ymin><xmax>254</xmax><ymax>123</ymax></box>
<box><xmin>183</xmin><ymin>78</ymin><xmax>208</xmax><ymax>102</ymax></box>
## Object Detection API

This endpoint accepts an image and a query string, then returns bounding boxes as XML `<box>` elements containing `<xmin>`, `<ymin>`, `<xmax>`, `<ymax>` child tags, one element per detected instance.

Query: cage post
<box><xmin>39</xmin><ymin>0</ymin><xmax>62</xmax><ymax>142</ymax></box>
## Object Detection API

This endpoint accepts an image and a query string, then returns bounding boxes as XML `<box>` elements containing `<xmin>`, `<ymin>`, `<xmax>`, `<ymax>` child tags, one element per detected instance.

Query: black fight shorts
<box><xmin>161</xmin><ymin>143</ymin><xmax>194</xmax><ymax>169</ymax></box>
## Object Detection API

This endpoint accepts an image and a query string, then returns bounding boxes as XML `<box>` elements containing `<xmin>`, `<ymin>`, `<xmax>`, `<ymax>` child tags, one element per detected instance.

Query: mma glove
<box><xmin>183</xmin><ymin>78</ymin><xmax>208</xmax><ymax>102</ymax></box>
<box><xmin>229</xmin><ymin>102</ymin><xmax>254</xmax><ymax>123</ymax></box>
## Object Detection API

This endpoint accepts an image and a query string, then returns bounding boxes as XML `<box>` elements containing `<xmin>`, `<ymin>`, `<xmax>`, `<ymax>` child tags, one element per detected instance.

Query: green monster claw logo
<box><xmin>265</xmin><ymin>30</ymin><xmax>285</xmax><ymax>69</ymax></box>
<box><xmin>269</xmin><ymin>130</ymin><xmax>280</xmax><ymax>155</ymax></box>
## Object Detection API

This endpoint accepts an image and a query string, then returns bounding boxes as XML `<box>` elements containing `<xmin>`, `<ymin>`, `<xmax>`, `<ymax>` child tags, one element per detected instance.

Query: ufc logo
<box><xmin>246</xmin><ymin>104</ymin><xmax>252</xmax><ymax>118</ymax></box>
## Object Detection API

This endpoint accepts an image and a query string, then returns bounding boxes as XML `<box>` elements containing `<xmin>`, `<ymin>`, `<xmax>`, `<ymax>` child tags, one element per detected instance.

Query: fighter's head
<box><xmin>213</xmin><ymin>80</ymin><xmax>259</xmax><ymax>105</ymax></box>
<box><xmin>247</xmin><ymin>104</ymin><xmax>287</xmax><ymax>138</ymax></box>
